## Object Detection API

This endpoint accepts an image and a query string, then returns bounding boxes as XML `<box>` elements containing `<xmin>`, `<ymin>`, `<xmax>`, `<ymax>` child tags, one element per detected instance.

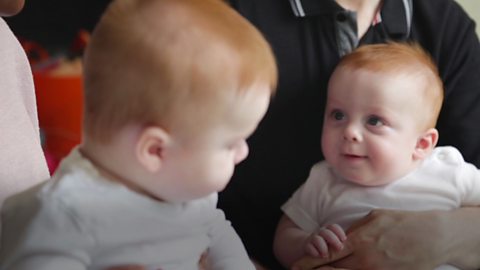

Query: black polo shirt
<box><xmin>219</xmin><ymin>0</ymin><xmax>480</xmax><ymax>268</ymax></box>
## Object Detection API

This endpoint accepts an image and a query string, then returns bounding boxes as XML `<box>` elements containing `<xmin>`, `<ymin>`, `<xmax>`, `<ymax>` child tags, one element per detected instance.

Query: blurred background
<box><xmin>4</xmin><ymin>0</ymin><xmax>479</xmax><ymax>173</ymax></box>
<box><xmin>6</xmin><ymin>0</ymin><xmax>109</xmax><ymax>54</ymax></box>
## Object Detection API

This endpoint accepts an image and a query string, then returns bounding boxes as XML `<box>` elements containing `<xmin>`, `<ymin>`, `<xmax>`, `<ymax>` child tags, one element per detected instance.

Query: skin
<box><xmin>139</xmin><ymin>83</ymin><xmax>272</xmax><ymax>202</ymax></box>
<box><xmin>293</xmin><ymin>208</ymin><xmax>480</xmax><ymax>270</ymax></box>
<box><xmin>321</xmin><ymin>68</ymin><xmax>436</xmax><ymax>187</ymax></box>
<box><xmin>81</xmin><ymin>81</ymin><xmax>271</xmax><ymax>204</ymax></box>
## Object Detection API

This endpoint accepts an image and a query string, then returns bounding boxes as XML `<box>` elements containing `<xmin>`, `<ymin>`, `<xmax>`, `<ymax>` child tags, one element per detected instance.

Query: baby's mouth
<box><xmin>342</xmin><ymin>153</ymin><xmax>367</xmax><ymax>159</ymax></box>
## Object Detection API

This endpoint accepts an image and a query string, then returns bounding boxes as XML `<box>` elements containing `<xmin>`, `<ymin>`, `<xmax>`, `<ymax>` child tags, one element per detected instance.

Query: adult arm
<box><xmin>293</xmin><ymin>208</ymin><xmax>480</xmax><ymax>270</ymax></box>
<box><xmin>0</xmin><ymin>17</ymin><xmax>49</xmax><ymax>209</ymax></box>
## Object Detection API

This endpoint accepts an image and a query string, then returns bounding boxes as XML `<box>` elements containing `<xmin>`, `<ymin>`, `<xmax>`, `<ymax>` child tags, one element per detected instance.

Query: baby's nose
<box><xmin>343</xmin><ymin>124</ymin><xmax>362</xmax><ymax>142</ymax></box>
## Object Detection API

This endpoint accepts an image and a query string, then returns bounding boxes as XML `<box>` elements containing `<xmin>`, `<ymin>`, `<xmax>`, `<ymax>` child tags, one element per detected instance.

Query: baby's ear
<box><xmin>413</xmin><ymin>128</ymin><xmax>439</xmax><ymax>160</ymax></box>
<box><xmin>135</xmin><ymin>126</ymin><xmax>171</xmax><ymax>173</ymax></box>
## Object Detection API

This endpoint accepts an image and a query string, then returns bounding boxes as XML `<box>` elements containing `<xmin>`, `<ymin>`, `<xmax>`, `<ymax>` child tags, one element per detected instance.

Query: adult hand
<box><xmin>292</xmin><ymin>254</ymin><xmax>351</xmax><ymax>270</ymax></box>
<box><xmin>292</xmin><ymin>209</ymin><xmax>450</xmax><ymax>270</ymax></box>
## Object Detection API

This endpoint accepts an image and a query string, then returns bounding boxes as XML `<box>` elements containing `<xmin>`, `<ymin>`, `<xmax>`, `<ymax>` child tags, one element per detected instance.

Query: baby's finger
<box><xmin>305</xmin><ymin>242</ymin><xmax>321</xmax><ymax>257</ymax></box>
<box><xmin>317</xmin><ymin>228</ymin><xmax>344</xmax><ymax>251</ymax></box>
<box><xmin>311</xmin><ymin>235</ymin><xmax>329</xmax><ymax>258</ymax></box>
<box><xmin>326</xmin><ymin>224</ymin><xmax>347</xmax><ymax>241</ymax></box>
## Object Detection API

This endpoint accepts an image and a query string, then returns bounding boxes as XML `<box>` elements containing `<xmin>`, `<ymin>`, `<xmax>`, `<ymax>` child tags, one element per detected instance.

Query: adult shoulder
<box><xmin>411</xmin><ymin>0</ymin><xmax>477</xmax><ymax>49</ymax></box>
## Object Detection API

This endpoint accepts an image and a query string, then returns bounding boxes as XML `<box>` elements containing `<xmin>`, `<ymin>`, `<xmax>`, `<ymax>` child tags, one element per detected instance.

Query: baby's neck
<box><xmin>80</xmin><ymin>136</ymin><xmax>157</xmax><ymax>200</ymax></box>
<box><xmin>80</xmin><ymin>144</ymin><xmax>130</xmax><ymax>186</ymax></box>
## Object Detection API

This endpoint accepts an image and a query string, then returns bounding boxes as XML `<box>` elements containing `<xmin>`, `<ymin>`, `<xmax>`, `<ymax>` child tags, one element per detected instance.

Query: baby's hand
<box><xmin>304</xmin><ymin>224</ymin><xmax>347</xmax><ymax>258</ymax></box>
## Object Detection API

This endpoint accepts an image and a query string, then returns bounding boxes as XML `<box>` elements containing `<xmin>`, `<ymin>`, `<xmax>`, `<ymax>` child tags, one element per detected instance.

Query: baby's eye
<box><xmin>366</xmin><ymin>116</ymin><xmax>384</xmax><ymax>126</ymax></box>
<box><xmin>331</xmin><ymin>110</ymin><xmax>345</xmax><ymax>121</ymax></box>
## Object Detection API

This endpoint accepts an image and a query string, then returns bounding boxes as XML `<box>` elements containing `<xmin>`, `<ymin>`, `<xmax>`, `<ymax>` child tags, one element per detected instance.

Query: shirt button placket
<box><xmin>334</xmin><ymin>11</ymin><xmax>359</xmax><ymax>57</ymax></box>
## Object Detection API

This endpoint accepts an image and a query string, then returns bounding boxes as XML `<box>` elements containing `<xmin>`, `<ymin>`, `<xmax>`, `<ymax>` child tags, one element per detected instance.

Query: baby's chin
<box><xmin>339</xmin><ymin>172</ymin><xmax>396</xmax><ymax>187</ymax></box>
<box><xmin>348</xmin><ymin>178</ymin><xmax>393</xmax><ymax>187</ymax></box>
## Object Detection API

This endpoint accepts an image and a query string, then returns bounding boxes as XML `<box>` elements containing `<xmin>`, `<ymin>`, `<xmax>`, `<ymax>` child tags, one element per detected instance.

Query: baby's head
<box><xmin>81</xmin><ymin>0</ymin><xmax>277</xmax><ymax>202</ymax></box>
<box><xmin>333</xmin><ymin>42</ymin><xmax>444</xmax><ymax>130</ymax></box>
<box><xmin>322</xmin><ymin>42</ymin><xmax>443</xmax><ymax>186</ymax></box>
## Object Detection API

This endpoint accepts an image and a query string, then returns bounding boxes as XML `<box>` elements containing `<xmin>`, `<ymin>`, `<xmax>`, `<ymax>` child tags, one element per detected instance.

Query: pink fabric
<box><xmin>0</xmin><ymin>18</ymin><xmax>49</xmax><ymax>210</ymax></box>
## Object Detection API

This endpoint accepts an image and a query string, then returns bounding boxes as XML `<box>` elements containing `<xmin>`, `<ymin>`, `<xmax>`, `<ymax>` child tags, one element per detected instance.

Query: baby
<box><xmin>0</xmin><ymin>0</ymin><xmax>277</xmax><ymax>269</ymax></box>
<box><xmin>274</xmin><ymin>42</ymin><xmax>480</xmax><ymax>270</ymax></box>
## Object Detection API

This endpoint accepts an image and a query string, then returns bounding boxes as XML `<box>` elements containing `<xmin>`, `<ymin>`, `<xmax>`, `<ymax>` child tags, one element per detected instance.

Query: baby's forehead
<box><xmin>337</xmin><ymin>61</ymin><xmax>427</xmax><ymax>76</ymax></box>
<box><xmin>335</xmin><ymin>64</ymin><xmax>433</xmax><ymax>90</ymax></box>
<box><xmin>329</xmin><ymin>67</ymin><xmax>431</xmax><ymax>102</ymax></box>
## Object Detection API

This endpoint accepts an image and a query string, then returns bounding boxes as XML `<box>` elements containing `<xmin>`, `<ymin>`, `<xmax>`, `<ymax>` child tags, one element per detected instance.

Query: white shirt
<box><xmin>0</xmin><ymin>149</ymin><xmax>254</xmax><ymax>270</ymax></box>
<box><xmin>282</xmin><ymin>146</ymin><xmax>480</xmax><ymax>270</ymax></box>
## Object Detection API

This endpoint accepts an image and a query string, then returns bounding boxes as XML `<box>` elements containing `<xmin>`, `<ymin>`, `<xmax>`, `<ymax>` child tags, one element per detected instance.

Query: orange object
<box><xmin>34</xmin><ymin>73</ymin><xmax>83</xmax><ymax>160</ymax></box>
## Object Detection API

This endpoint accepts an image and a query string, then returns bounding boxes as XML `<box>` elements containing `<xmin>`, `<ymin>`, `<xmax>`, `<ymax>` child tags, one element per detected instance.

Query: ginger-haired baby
<box><xmin>0</xmin><ymin>0</ymin><xmax>277</xmax><ymax>269</ymax></box>
<box><xmin>274</xmin><ymin>42</ymin><xmax>480</xmax><ymax>270</ymax></box>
